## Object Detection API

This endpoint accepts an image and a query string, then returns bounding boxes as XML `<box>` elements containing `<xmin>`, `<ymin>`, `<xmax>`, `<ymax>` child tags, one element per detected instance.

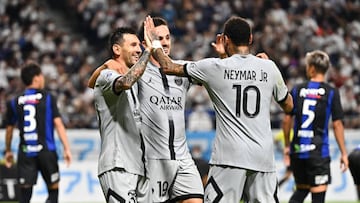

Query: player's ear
<box><xmin>249</xmin><ymin>34</ymin><xmax>253</xmax><ymax>45</ymax></box>
<box><xmin>112</xmin><ymin>44</ymin><xmax>122</xmax><ymax>57</ymax></box>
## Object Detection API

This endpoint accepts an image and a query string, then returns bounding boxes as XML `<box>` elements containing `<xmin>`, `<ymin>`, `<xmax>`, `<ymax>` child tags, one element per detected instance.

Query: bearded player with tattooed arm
<box><xmin>90</xmin><ymin>26</ymin><xmax>155</xmax><ymax>203</ymax></box>
<box><xmin>145</xmin><ymin>15</ymin><xmax>293</xmax><ymax>203</ymax></box>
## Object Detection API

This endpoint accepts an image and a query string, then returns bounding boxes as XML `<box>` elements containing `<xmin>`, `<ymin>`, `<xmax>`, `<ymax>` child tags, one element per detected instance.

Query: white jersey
<box><xmin>186</xmin><ymin>54</ymin><xmax>289</xmax><ymax>172</ymax></box>
<box><xmin>94</xmin><ymin>69</ymin><xmax>146</xmax><ymax>176</ymax></box>
<box><xmin>138</xmin><ymin>61</ymin><xmax>192</xmax><ymax>160</ymax></box>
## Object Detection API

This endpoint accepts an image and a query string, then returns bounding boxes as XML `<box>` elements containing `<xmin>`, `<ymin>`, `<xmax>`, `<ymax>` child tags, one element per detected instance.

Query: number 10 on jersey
<box><xmin>233</xmin><ymin>84</ymin><xmax>260</xmax><ymax>118</ymax></box>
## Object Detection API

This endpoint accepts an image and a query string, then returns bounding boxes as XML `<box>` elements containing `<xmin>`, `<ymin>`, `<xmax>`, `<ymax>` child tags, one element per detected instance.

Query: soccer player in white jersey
<box><xmin>89</xmin><ymin>17</ymin><xmax>204</xmax><ymax>203</ymax></box>
<box><xmin>146</xmin><ymin>15</ymin><xmax>293</xmax><ymax>203</ymax></box>
<box><xmin>137</xmin><ymin>17</ymin><xmax>203</xmax><ymax>203</ymax></box>
<box><xmin>91</xmin><ymin>27</ymin><xmax>153</xmax><ymax>203</ymax></box>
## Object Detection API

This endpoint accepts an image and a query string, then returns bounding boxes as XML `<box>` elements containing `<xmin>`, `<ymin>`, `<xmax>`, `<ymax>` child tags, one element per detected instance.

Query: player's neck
<box><xmin>235</xmin><ymin>46</ymin><xmax>250</xmax><ymax>55</ymax></box>
<box><xmin>310</xmin><ymin>74</ymin><xmax>325</xmax><ymax>82</ymax></box>
<box><xmin>27</xmin><ymin>84</ymin><xmax>41</xmax><ymax>90</ymax></box>
<box><xmin>150</xmin><ymin>57</ymin><xmax>160</xmax><ymax>67</ymax></box>
<box><xmin>112</xmin><ymin>58</ymin><xmax>129</xmax><ymax>74</ymax></box>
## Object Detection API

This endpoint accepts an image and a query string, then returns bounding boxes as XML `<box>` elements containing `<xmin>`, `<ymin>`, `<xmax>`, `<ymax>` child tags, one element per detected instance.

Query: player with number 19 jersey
<box><xmin>138</xmin><ymin>60</ymin><xmax>191</xmax><ymax>160</ymax></box>
<box><xmin>288</xmin><ymin>81</ymin><xmax>344</xmax><ymax>158</ymax></box>
<box><xmin>185</xmin><ymin>54</ymin><xmax>289</xmax><ymax>172</ymax></box>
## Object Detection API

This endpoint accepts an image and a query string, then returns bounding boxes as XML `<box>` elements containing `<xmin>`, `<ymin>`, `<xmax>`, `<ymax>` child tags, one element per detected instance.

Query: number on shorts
<box><xmin>157</xmin><ymin>181</ymin><xmax>169</xmax><ymax>197</ymax></box>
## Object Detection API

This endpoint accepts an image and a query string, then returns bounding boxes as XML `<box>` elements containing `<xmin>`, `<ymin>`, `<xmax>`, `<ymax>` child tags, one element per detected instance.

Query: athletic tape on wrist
<box><xmin>152</xmin><ymin>40</ymin><xmax>163</xmax><ymax>49</ymax></box>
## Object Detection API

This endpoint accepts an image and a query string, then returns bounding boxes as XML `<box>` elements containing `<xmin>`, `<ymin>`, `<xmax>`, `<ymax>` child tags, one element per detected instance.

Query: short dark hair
<box><xmin>138</xmin><ymin>17</ymin><xmax>168</xmax><ymax>42</ymax></box>
<box><xmin>224</xmin><ymin>16</ymin><xmax>251</xmax><ymax>46</ymax></box>
<box><xmin>108</xmin><ymin>27</ymin><xmax>137</xmax><ymax>57</ymax></box>
<box><xmin>21</xmin><ymin>62</ymin><xmax>42</xmax><ymax>86</ymax></box>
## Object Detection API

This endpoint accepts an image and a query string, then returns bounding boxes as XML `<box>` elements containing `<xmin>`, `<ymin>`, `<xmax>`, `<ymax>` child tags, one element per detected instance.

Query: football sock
<box><xmin>289</xmin><ymin>189</ymin><xmax>309</xmax><ymax>203</ymax></box>
<box><xmin>46</xmin><ymin>189</ymin><xmax>59</xmax><ymax>203</ymax></box>
<box><xmin>19</xmin><ymin>187</ymin><xmax>33</xmax><ymax>203</ymax></box>
<box><xmin>311</xmin><ymin>191</ymin><xmax>325</xmax><ymax>203</ymax></box>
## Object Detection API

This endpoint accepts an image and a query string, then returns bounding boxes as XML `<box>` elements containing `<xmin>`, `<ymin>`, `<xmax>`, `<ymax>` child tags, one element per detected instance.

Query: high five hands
<box><xmin>144</xmin><ymin>15</ymin><xmax>156</xmax><ymax>50</ymax></box>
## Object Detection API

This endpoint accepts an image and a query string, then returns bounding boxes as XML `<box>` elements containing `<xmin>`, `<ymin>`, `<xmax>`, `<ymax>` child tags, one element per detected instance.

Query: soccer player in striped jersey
<box><xmin>4</xmin><ymin>62</ymin><xmax>72</xmax><ymax>203</ymax></box>
<box><xmin>146</xmin><ymin>15</ymin><xmax>293</xmax><ymax>203</ymax></box>
<box><xmin>282</xmin><ymin>50</ymin><xmax>348</xmax><ymax>203</ymax></box>
<box><xmin>92</xmin><ymin>27</ymin><xmax>153</xmax><ymax>203</ymax></box>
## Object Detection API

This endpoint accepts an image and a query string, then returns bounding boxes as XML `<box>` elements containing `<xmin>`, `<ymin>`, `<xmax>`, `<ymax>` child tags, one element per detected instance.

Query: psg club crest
<box><xmin>174</xmin><ymin>77</ymin><xmax>183</xmax><ymax>86</ymax></box>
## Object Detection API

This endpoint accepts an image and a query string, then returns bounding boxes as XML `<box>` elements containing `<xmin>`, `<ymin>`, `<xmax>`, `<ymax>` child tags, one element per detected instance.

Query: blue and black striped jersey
<box><xmin>289</xmin><ymin>81</ymin><xmax>344</xmax><ymax>159</ymax></box>
<box><xmin>5</xmin><ymin>88</ymin><xmax>60</xmax><ymax>157</ymax></box>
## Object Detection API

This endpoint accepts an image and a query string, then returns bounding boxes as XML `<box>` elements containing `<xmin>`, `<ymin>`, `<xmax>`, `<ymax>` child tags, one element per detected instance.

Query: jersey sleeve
<box><xmin>287</xmin><ymin>86</ymin><xmax>297</xmax><ymax>115</ymax></box>
<box><xmin>50</xmin><ymin>93</ymin><xmax>61</xmax><ymax>118</ymax></box>
<box><xmin>97</xmin><ymin>69</ymin><xmax>122</xmax><ymax>95</ymax></box>
<box><xmin>185</xmin><ymin>58</ymin><xmax>217</xmax><ymax>84</ymax></box>
<box><xmin>4</xmin><ymin>99</ymin><xmax>17</xmax><ymax>126</ymax></box>
<box><xmin>331</xmin><ymin>88</ymin><xmax>344</xmax><ymax>121</ymax></box>
<box><xmin>272</xmin><ymin>62</ymin><xmax>289</xmax><ymax>103</ymax></box>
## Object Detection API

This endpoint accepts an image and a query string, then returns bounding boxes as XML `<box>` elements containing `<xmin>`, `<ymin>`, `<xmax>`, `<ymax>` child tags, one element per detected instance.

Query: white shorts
<box><xmin>204</xmin><ymin>165</ymin><xmax>279</xmax><ymax>203</ymax></box>
<box><xmin>148</xmin><ymin>158</ymin><xmax>204</xmax><ymax>202</ymax></box>
<box><xmin>98</xmin><ymin>168</ymin><xmax>151</xmax><ymax>203</ymax></box>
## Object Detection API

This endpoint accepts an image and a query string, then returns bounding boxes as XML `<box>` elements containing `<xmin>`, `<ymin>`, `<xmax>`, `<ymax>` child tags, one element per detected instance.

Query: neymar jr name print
<box><xmin>223</xmin><ymin>69</ymin><xmax>268</xmax><ymax>82</ymax></box>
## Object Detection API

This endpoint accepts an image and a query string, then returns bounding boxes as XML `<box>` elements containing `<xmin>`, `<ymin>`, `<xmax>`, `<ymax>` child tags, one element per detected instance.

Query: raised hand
<box><xmin>256</xmin><ymin>52</ymin><xmax>269</xmax><ymax>59</ymax></box>
<box><xmin>144</xmin><ymin>15</ymin><xmax>156</xmax><ymax>47</ymax></box>
<box><xmin>211</xmin><ymin>33</ymin><xmax>227</xmax><ymax>58</ymax></box>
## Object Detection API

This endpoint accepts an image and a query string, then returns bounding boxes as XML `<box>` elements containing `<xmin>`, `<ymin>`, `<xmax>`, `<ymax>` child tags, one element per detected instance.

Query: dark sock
<box><xmin>19</xmin><ymin>187</ymin><xmax>33</xmax><ymax>203</ymax></box>
<box><xmin>311</xmin><ymin>191</ymin><xmax>325</xmax><ymax>203</ymax></box>
<box><xmin>46</xmin><ymin>189</ymin><xmax>59</xmax><ymax>203</ymax></box>
<box><xmin>289</xmin><ymin>189</ymin><xmax>309</xmax><ymax>203</ymax></box>
<box><xmin>356</xmin><ymin>187</ymin><xmax>360</xmax><ymax>201</ymax></box>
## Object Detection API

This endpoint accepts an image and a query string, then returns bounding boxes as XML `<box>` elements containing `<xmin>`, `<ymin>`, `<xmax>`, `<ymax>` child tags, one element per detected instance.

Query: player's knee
<box><xmin>48</xmin><ymin>182</ymin><xmax>59</xmax><ymax>190</ymax></box>
<box><xmin>295</xmin><ymin>184</ymin><xmax>310</xmax><ymax>190</ymax></box>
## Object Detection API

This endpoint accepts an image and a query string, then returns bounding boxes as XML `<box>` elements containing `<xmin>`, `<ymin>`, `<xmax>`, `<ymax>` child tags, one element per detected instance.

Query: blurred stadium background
<box><xmin>0</xmin><ymin>0</ymin><xmax>359</xmax><ymax>202</ymax></box>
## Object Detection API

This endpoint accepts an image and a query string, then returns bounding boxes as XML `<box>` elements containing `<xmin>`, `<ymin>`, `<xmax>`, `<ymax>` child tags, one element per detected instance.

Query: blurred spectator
<box><xmin>187</xmin><ymin>101</ymin><xmax>213</xmax><ymax>132</ymax></box>
<box><xmin>0</xmin><ymin>0</ymin><xmax>359</xmax><ymax>129</ymax></box>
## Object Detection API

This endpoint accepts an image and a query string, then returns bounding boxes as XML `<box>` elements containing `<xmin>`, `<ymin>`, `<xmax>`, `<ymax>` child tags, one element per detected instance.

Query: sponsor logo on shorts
<box><xmin>19</xmin><ymin>178</ymin><xmax>25</xmax><ymax>184</ymax></box>
<box><xmin>315</xmin><ymin>174</ymin><xmax>329</xmax><ymax>185</ymax></box>
<box><xmin>51</xmin><ymin>172</ymin><xmax>59</xmax><ymax>182</ymax></box>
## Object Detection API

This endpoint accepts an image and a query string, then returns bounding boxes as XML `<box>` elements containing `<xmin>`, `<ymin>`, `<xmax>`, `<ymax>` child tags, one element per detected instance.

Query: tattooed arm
<box><xmin>87</xmin><ymin>50</ymin><xmax>151</xmax><ymax>90</ymax></box>
<box><xmin>88</xmin><ymin>19</ymin><xmax>153</xmax><ymax>90</ymax></box>
<box><xmin>114</xmin><ymin>49</ymin><xmax>151</xmax><ymax>91</ymax></box>
<box><xmin>152</xmin><ymin>48</ymin><xmax>186</xmax><ymax>76</ymax></box>
<box><xmin>144</xmin><ymin>16</ymin><xmax>186</xmax><ymax>76</ymax></box>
